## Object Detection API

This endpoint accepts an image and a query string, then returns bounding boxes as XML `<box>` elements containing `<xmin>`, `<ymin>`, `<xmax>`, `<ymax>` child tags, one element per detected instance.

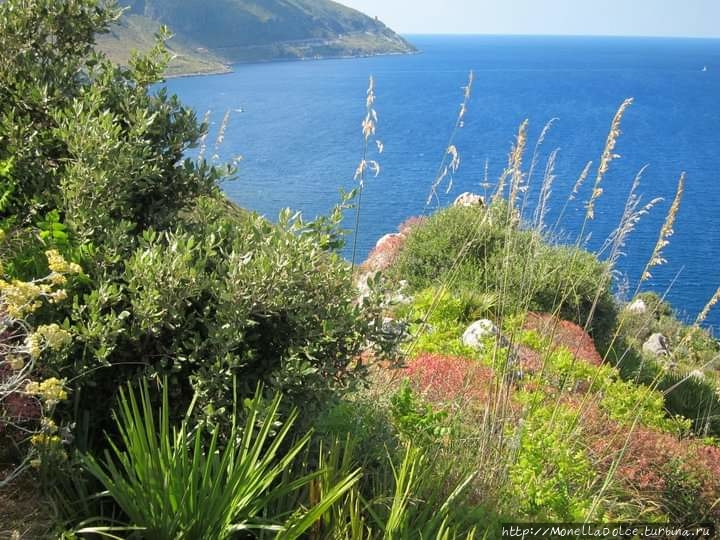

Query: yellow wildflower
<box><xmin>49</xmin><ymin>272</ymin><xmax>67</xmax><ymax>286</ymax></box>
<box><xmin>25</xmin><ymin>334</ymin><xmax>41</xmax><ymax>359</ymax></box>
<box><xmin>1</xmin><ymin>279</ymin><xmax>44</xmax><ymax>318</ymax></box>
<box><xmin>50</xmin><ymin>289</ymin><xmax>68</xmax><ymax>303</ymax></box>
<box><xmin>8</xmin><ymin>355</ymin><xmax>24</xmax><ymax>370</ymax></box>
<box><xmin>41</xmin><ymin>417</ymin><xmax>58</xmax><ymax>434</ymax></box>
<box><xmin>36</xmin><ymin>323</ymin><xmax>72</xmax><ymax>351</ymax></box>
<box><xmin>26</xmin><ymin>377</ymin><xmax>67</xmax><ymax>405</ymax></box>
<box><xmin>45</xmin><ymin>250</ymin><xmax>82</xmax><ymax>275</ymax></box>
<box><xmin>31</xmin><ymin>433</ymin><xmax>61</xmax><ymax>447</ymax></box>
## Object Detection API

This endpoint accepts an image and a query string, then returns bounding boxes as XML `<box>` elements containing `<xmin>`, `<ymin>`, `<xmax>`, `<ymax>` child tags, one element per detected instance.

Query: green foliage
<box><xmin>56</xmin><ymin>206</ymin><xmax>384</xmax><ymax>440</ymax></box>
<box><xmin>0</xmin><ymin>0</ymin><xmax>219</xmax><ymax>251</ymax></box>
<box><xmin>396</xmin><ymin>287</ymin><xmax>492</xmax><ymax>358</ymax></box>
<box><xmin>390</xmin><ymin>380</ymin><xmax>451</xmax><ymax>443</ymax></box>
<box><xmin>79</xmin><ymin>380</ymin><xmax>360</xmax><ymax>539</ymax></box>
<box><xmin>506</xmin><ymin>399</ymin><xmax>595</xmax><ymax>521</ymax></box>
<box><xmin>410</xmin><ymin>325</ymin><xmax>479</xmax><ymax>358</ymax></box>
<box><xmin>313</xmin><ymin>396</ymin><xmax>399</xmax><ymax>470</ymax></box>
<box><xmin>541</xmin><ymin>345</ymin><xmax>692</xmax><ymax>435</ymax></box>
<box><xmin>0</xmin><ymin>0</ymin><xmax>386</xmax><ymax>454</ymax></box>
<box><xmin>609</xmin><ymin>345</ymin><xmax>720</xmax><ymax>436</ymax></box>
<box><xmin>599</xmin><ymin>378</ymin><xmax>692</xmax><ymax>435</ymax></box>
<box><xmin>321</xmin><ymin>443</ymin><xmax>478</xmax><ymax>539</ymax></box>
<box><xmin>619</xmin><ymin>292</ymin><xmax>720</xmax><ymax>368</ymax></box>
<box><xmin>403</xmin><ymin>287</ymin><xmax>497</xmax><ymax>327</ymax></box>
<box><xmin>660</xmin><ymin>459</ymin><xmax>707</xmax><ymax>523</ymax></box>
<box><xmin>390</xmin><ymin>203</ymin><xmax>617</xmax><ymax>350</ymax></box>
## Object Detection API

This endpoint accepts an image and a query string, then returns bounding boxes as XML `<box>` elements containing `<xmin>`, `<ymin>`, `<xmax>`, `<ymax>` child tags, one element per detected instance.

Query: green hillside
<box><xmin>97</xmin><ymin>0</ymin><xmax>416</xmax><ymax>75</ymax></box>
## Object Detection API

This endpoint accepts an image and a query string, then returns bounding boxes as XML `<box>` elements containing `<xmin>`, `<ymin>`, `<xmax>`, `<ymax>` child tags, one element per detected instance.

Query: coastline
<box><xmin>163</xmin><ymin>49</ymin><xmax>420</xmax><ymax>79</ymax></box>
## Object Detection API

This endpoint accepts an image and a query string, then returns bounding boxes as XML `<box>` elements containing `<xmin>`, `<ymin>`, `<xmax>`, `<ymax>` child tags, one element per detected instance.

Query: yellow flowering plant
<box><xmin>0</xmin><ymin>250</ymin><xmax>77</xmax><ymax>486</ymax></box>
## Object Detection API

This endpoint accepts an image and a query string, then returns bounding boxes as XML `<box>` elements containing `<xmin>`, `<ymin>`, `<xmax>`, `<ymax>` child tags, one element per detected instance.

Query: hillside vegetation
<box><xmin>2</xmin><ymin>0</ymin><xmax>720</xmax><ymax>538</ymax></box>
<box><xmin>97</xmin><ymin>0</ymin><xmax>416</xmax><ymax>75</ymax></box>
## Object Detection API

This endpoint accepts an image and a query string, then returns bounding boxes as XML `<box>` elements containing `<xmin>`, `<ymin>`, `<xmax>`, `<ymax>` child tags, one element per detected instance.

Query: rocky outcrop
<box><xmin>627</xmin><ymin>298</ymin><xmax>647</xmax><ymax>314</ymax></box>
<box><xmin>642</xmin><ymin>333</ymin><xmax>670</xmax><ymax>356</ymax></box>
<box><xmin>461</xmin><ymin>319</ymin><xmax>500</xmax><ymax>350</ymax></box>
<box><xmin>453</xmin><ymin>192</ymin><xmax>485</xmax><ymax>207</ymax></box>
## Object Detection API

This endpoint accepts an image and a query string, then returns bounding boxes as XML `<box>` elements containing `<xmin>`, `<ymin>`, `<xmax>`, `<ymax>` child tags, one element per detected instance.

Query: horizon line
<box><xmin>397</xmin><ymin>31</ymin><xmax>720</xmax><ymax>41</ymax></box>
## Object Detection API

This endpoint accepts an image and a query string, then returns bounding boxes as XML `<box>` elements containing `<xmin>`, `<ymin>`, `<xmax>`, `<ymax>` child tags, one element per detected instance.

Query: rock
<box><xmin>355</xmin><ymin>270</ymin><xmax>378</xmax><ymax>302</ymax></box>
<box><xmin>462</xmin><ymin>319</ymin><xmax>499</xmax><ymax>349</ymax></box>
<box><xmin>387</xmin><ymin>280</ymin><xmax>412</xmax><ymax>305</ymax></box>
<box><xmin>453</xmin><ymin>192</ymin><xmax>485</xmax><ymax>207</ymax></box>
<box><xmin>361</xmin><ymin>233</ymin><xmax>406</xmax><ymax>272</ymax></box>
<box><xmin>375</xmin><ymin>233</ymin><xmax>403</xmax><ymax>249</ymax></box>
<box><xmin>643</xmin><ymin>333</ymin><xmax>669</xmax><ymax>356</ymax></box>
<box><xmin>381</xmin><ymin>317</ymin><xmax>408</xmax><ymax>339</ymax></box>
<box><xmin>627</xmin><ymin>298</ymin><xmax>647</xmax><ymax>314</ymax></box>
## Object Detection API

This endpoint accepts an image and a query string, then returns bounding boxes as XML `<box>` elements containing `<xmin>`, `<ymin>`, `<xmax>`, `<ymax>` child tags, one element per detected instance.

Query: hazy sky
<box><xmin>340</xmin><ymin>0</ymin><xmax>720</xmax><ymax>38</ymax></box>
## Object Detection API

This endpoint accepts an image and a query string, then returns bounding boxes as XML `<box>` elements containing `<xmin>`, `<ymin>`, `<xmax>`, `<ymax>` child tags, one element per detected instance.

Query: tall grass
<box><xmin>358</xmin><ymin>78</ymin><xmax>720</xmax><ymax>528</ymax></box>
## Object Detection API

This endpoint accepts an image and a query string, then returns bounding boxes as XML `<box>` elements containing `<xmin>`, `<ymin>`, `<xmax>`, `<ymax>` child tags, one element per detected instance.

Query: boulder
<box><xmin>387</xmin><ymin>280</ymin><xmax>412</xmax><ymax>306</ymax></box>
<box><xmin>453</xmin><ymin>192</ymin><xmax>485</xmax><ymax>207</ymax></box>
<box><xmin>381</xmin><ymin>317</ymin><xmax>408</xmax><ymax>339</ymax></box>
<box><xmin>627</xmin><ymin>298</ymin><xmax>647</xmax><ymax>314</ymax></box>
<box><xmin>375</xmin><ymin>232</ymin><xmax>403</xmax><ymax>249</ymax></box>
<box><xmin>355</xmin><ymin>270</ymin><xmax>378</xmax><ymax>302</ymax></box>
<box><xmin>642</xmin><ymin>333</ymin><xmax>669</xmax><ymax>356</ymax></box>
<box><xmin>462</xmin><ymin>319</ymin><xmax>499</xmax><ymax>349</ymax></box>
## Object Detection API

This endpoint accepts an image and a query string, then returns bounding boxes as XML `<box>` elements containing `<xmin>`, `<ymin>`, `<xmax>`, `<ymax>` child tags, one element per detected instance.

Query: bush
<box><xmin>0</xmin><ymin>0</ymin><xmax>388</xmax><ymax>453</ymax></box>
<box><xmin>609</xmin><ymin>345</ymin><xmax>720</xmax><ymax>436</ymax></box>
<box><xmin>0</xmin><ymin>249</ymin><xmax>81</xmax><ymax>485</ymax></box>
<box><xmin>506</xmin><ymin>397</ymin><xmax>595</xmax><ymax>521</ymax></box>
<box><xmin>389</xmin><ymin>203</ymin><xmax>618</xmax><ymax>350</ymax></box>
<box><xmin>50</xmin><ymin>204</ymin><xmax>385</xmax><ymax>442</ymax></box>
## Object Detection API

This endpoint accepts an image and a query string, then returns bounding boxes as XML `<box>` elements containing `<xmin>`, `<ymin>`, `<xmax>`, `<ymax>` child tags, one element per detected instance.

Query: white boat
<box><xmin>701</xmin><ymin>66</ymin><xmax>708</xmax><ymax>72</ymax></box>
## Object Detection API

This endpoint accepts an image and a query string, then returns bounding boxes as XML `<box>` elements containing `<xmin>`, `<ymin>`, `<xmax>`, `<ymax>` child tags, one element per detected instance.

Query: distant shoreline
<box><xmin>163</xmin><ymin>49</ymin><xmax>420</xmax><ymax>79</ymax></box>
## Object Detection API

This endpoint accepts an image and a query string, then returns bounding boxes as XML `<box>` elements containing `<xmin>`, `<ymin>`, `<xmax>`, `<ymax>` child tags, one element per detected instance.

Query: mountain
<box><xmin>97</xmin><ymin>0</ymin><xmax>417</xmax><ymax>76</ymax></box>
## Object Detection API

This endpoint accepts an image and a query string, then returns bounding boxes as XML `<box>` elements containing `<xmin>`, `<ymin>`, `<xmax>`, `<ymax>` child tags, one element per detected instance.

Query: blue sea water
<box><xmin>163</xmin><ymin>35</ymin><xmax>720</xmax><ymax>330</ymax></box>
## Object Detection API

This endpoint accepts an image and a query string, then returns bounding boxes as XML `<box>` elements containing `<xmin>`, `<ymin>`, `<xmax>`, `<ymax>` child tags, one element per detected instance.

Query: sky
<box><xmin>340</xmin><ymin>0</ymin><xmax>720</xmax><ymax>38</ymax></box>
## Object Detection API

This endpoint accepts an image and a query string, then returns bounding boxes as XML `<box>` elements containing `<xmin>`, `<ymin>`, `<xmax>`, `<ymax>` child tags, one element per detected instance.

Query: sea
<box><xmin>162</xmin><ymin>35</ymin><xmax>720</xmax><ymax>331</ymax></box>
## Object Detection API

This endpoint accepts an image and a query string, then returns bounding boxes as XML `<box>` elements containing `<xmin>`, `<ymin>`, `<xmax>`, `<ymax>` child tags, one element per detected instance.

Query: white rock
<box><xmin>462</xmin><ymin>319</ymin><xmax>499</xmax><ymax>349</ymax></box>
<box><xmin>381</xmin><ymin>317</ymin><xmax>407</xmax><ymax>339</ymax></box>
<box><xmin>627</xmin><ymin>298</ymin><xmax>647</xmax><ymax>314</ymax></box>
<box><xmin>355</xmin><ymin>270</ymin><xmax>378</xmax><ymax>302</ymax></box>
<box><xmin>642</xmin><ymin>333</ymin><xmax>669</xmax><ymax>356</ymax></box>
<box><xmin>375</xmin><ymin>233</ymin><xmax>403</xmax><ymax>249</ymax></box>
<box><xmin>453</xmin><ymin>192</ymin><xmax>485</xmax><ymax>207</ymax></box>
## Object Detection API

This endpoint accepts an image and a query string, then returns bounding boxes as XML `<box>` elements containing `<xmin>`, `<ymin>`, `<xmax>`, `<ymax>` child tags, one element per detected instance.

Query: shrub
<box><xmin>506</xmin><ymin>398</ymin><xmax>595</xmax><ymax>521</ymax></box>
<box><xmin>390</xmin><ymin>379</ymin><xmax>451</xmax><ymax>444</ymax></box>
<box><xmin>389</xmin><ymin>203</ymin><xmax>618</xmax><ymax>350</ymax></box>
<box><xmin>1</xmin><ymin>0</ymin><xmax>388</xmax><ymax>454</ymax></box>
<box><xmin>55</xmin><ymin>206</ymin><xmax>385</xmax><ymax>440</ymax></box>
<box><xmin>619</xmin><ymin>292</ymin><xmax>719</xmax><ymax>368</ymax></box>
<box><xmin>403</xmin><ymin>353</ymin><xmax>495</xmax><ymax>405</ymax></box>
<box><xmin>1</xmin><ymin>250</ymin><xmax>80</xmax><ymax>486</ymax></box>
<box><xmin>610</xmin><ymin>345</ymin><xmax>720</xmax><ymax>436</ymax></box>
<box><xmin>583</xmin><ymin>402</ymin><xmax>720</xmax><ymax>521</ymax></box>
